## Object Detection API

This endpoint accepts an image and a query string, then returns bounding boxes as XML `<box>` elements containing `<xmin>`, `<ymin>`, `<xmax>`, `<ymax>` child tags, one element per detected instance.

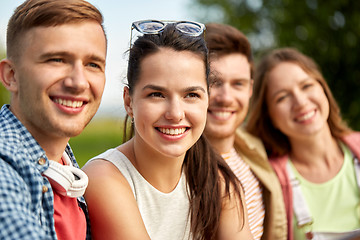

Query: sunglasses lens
<box><xmin>176</xmin><ymin>22</ymin><xmax>202</xmax><ymax>35</ymax></box>
<box><xmin>137</xmin><ymin>21</ymin><xmax>164</xmax><ymax>34</ymax></box>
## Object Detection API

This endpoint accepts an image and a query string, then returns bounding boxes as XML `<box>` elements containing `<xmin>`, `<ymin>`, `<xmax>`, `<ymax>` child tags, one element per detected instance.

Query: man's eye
<box><xmin>88</xmin><ymin>62</ymin><xmax>101</xmax><ymax>69</ymax></box>
<box><xmin>211</xmin><ymin>79</ymin><xmax>223</xmax><ymax>87</ymax></box>
<box><xmin>48</xmin><ymin>58</ymin><xmax>63</xmax><ymax>63</ymax></box>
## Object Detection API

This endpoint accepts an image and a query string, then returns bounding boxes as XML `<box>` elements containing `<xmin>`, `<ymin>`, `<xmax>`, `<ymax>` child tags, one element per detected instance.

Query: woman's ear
<box><xmin>0</xmin><ymin>59</ymin><xmax>18</xmax><ymax>93</ymax></box>
<box><xmin>123</xmin><ymin>86</ymin><xmax>133</xmax><ymax>118</ymax></box>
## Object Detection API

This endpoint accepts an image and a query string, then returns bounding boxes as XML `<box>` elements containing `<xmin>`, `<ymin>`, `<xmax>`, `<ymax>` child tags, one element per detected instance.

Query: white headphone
<box><xmin>42</xmin><ymin>152</ymin><xmax>88</xmax><ymax>198</ymax></box>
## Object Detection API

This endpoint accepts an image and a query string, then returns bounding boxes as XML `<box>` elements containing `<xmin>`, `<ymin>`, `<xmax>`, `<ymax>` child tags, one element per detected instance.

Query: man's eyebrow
<box><xmin>39</xmin><ymin>51</ymin><xmax>106</xmax><ymax>64</ymax></box>
<box><xmin>39</xmin><ymin>51</ymin><xmax>71</xmax><ymax>59</ymax></box>
<box><xmin>235</xmin><ymin>78</ymin><xmax>251</xmax><ymax>82</ymax></box>
<box><xmin>87</xmin><ymin>54</ymin><xmax>106</xmax><ymax>64</ymax></box>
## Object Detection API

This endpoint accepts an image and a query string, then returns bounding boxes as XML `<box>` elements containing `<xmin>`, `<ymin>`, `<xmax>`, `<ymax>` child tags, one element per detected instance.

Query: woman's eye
<box><xmin>303</xmin><ymin>83</ymin><xmax>313</xmax><ymax>89</ymax></box>
<box><xmin>186</xmin><ymin>92</ymin><xmax>200</xmax><ymax>98</ymax></box>
<box><xmin>276</xmin><ymin>95</ymin><xmax>287</xmax><ymax>103</ymax></box>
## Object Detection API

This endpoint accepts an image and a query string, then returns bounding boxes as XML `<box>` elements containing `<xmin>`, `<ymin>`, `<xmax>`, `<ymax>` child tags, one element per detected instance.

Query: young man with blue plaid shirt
<box><xmin>0</xmin><ymin>0</ymin><xmax>107</xmax><ymax>239</ymax></box>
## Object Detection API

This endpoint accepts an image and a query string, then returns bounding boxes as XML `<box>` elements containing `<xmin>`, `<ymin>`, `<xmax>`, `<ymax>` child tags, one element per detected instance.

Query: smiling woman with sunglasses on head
<box><xmin>82</xmin><ymin>20</ymin><xmax>253</xmax><ymax>240</ymax></box>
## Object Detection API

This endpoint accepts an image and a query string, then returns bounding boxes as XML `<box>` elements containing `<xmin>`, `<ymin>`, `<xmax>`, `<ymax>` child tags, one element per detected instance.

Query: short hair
<box><xmin>205</xmin><ymin>23</ymin><xmax>253</xmax><ymax>77</ymax></box>
<box><xmin>6</xmin><ymin>0</ymin><xmax>106</xmax><ymax>61</ymax></box>
<box><xmin>246</xmin><ymin>47</ymin><xmax>351</xmax><ymax>156</ymax></box>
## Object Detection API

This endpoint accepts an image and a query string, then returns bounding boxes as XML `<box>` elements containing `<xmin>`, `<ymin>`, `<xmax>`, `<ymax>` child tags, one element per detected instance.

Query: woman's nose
<box><xmin>165</xmin><ymin>99</ymin><xmax>185</xmax><ymax>122</ymax></box>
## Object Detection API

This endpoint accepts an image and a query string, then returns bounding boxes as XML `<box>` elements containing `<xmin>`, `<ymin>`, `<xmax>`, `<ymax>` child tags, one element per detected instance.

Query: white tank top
<box><xmin>88</xmin><ymin>148</ymin><xmax>191</xmax><ymax>240</ymax></box>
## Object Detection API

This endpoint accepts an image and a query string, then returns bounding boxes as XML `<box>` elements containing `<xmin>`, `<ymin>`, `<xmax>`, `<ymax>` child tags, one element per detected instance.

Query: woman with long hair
<box><xmin>83</xmin><ymin>20</ymin><xmax>252</xmax><ymax>240</ymax></box>
<box><xmin>247</xmin><ymin>47</ymin><xmax>360</xmax><ymax>239</ymax></box>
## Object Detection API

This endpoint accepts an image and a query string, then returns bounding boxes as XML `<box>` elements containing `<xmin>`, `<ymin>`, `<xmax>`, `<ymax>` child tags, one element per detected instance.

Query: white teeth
<box><xmin>54</xmin><ymin>98</ymin><xmax>83</xmax><ymax>108</ymax></box>
<box><xmin>297</xmin><ymin>110</ymin><xmax>315</xmax><ymax>122</ymax></box>
<box><xmin>212</xmin><ymin>111</ymin><xmax>231</xmax><ymax>118</ymax></box>
<box><xmin>158</xmin><ymin>127</ymin><xmax>186</xmax><ymax>136</ymax></box>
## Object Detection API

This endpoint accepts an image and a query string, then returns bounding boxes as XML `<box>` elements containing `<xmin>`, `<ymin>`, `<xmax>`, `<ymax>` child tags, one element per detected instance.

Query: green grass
<box><xmin>69</xmin><ymin>117</ymin><xmax>124</xmax><ymax>167</ymax></box>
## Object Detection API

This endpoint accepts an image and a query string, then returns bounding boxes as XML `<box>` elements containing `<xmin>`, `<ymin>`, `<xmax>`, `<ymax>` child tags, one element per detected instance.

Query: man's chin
<box><xmin>204</xmin><ymin>125</ymin><xmax>235</xmax><ymax>139</ymax></box>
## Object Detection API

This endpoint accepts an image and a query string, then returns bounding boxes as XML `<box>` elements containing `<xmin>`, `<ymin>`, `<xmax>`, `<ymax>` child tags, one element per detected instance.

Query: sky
<box><xmin>0</xmin><ymin>0</ymin><xmax>193</xmax><ymax>118</ymax></box>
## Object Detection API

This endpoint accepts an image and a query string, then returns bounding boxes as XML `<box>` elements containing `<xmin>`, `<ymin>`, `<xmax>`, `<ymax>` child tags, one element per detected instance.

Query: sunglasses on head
<box><xmin>130</xmin><ymin>20</ymin><xmax>205</xmax><ymax>47</ymax></box>
<box><xmin>132</xmin><ymin>20</ymin><xmax>205</xmax><ymax>36</ymax></box>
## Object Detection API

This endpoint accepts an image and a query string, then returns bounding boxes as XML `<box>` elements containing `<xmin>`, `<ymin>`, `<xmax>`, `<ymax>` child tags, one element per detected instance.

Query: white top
<box><xmin>88</xmin><ymin>148</ymin><xmax>191</xmax><ymax>240</ymax></box>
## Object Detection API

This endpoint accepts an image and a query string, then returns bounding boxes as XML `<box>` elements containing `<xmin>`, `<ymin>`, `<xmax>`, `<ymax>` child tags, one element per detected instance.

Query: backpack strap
<box><xmin>287</xmin><ymin>154</ymin><xmax>360</xmax><ymax>240</ymax></box>
<box><xmin>354</xmin><ymin>156</ymin><xmax>360</xmax><ymax>189</ymax></box>
<box><xmin>287</xmin><ymin>161</ymin><xmax>314</xmax><ymax>239</ymax></box>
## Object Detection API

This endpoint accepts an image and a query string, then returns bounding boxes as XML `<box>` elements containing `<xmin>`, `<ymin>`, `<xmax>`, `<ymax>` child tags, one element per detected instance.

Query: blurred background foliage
<box><xmin>69</xmin><ymin>119</ymin><xmax>123</xmax><ymax>167</ymax></box>
<box><xmin>192</xmin><ymin>0</ymin><xmax>360</xmax><ymax>130</ymax></box>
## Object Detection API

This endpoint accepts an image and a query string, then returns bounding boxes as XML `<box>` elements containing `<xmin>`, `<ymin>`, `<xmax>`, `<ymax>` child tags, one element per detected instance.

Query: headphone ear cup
<box><xmin>64</xmin><ymin>166</ymin><xmax>89</xmax><ymax>198</ymax></box>
<box><xmin>43</xmin><ymin>160</ymin><xmax>88</xmax><ymax>198</ymax></box>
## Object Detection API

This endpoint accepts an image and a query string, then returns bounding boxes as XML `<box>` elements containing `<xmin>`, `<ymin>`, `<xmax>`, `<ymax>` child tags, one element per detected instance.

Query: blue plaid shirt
<box><xmin>0</xmin><ymin>105</ymin><xmax>91</xmax><ymax>240</ymax></box>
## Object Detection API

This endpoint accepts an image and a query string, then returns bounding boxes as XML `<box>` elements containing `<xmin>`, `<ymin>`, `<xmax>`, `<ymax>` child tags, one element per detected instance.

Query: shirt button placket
<box><xmin>38</xmin><ymin>157</ymin><xmax>48</xmax><ymax>193</ymax></box>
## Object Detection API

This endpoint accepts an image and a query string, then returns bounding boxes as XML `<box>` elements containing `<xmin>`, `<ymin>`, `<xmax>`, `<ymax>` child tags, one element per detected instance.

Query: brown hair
<box><xmin>125</xmin><ymin>23</ymin><xmax>245</xmax><ymax>239</ymax></box>
<box><xmin>205</xmin><ymin>22</ymin><xmax>254</xmax><ymax>78</ymax></box>
<box><xmin>246</xmin><ymin>47</ymin><xmax>351</xmax><ymax>156</ymax></box>
<box><xmin>6</xmin><ymin>0</ymin><xmax>106</xmax><ymax>61</ymax></box>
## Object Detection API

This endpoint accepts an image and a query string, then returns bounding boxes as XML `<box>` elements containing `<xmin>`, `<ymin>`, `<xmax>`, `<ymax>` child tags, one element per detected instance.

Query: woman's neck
<box><xmin>288</xmin><ymin>128</ymin><xmax>344</xmax><ymax>183</ymax></box>
<box><xmin>120</xmin><ymin>138</ymin><xmax>185</xmax><ymax>193</ymax></box>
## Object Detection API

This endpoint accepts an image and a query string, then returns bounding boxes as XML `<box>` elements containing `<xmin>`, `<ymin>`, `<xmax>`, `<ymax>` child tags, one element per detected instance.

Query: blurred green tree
<box><xmin>0</xmin><ymin>48</ymin><xmax>9</xmax><ymax>107</ymax></box>
<box><xmin>192</xmin><ymin>0</ymin><xmax>360</xmax><ymax>130</ymax></box>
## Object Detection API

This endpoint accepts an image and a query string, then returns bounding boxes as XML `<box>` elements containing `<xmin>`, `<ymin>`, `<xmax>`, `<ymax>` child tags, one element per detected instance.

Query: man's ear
<box><xmin>0</xmin><ymin>59</ymin><xmax>18</xmax><ymax>93</ymax></box>
<box><xmin>123</xmin><ymin>86</ymin><xmax>133</xmax><ymax>118</ymax></box>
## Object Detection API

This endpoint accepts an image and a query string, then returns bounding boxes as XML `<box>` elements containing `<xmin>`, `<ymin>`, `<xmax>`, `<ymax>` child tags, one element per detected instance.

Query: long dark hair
<box><xmin>124</xmin><ymin>23</ymin><xmax>244</xmax><ymax>239</ymax></box>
